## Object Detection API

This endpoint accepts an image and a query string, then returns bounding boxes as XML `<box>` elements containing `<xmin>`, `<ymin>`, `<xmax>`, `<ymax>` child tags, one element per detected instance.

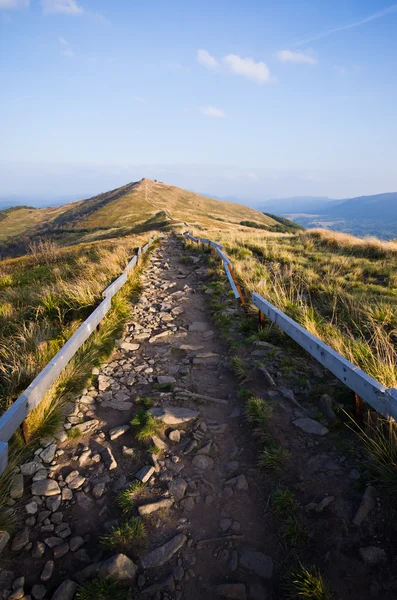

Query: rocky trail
<box><xmin>1</xmin><ymin>234</ymin><xmax>396</xmax><ymax>600</ymax></box>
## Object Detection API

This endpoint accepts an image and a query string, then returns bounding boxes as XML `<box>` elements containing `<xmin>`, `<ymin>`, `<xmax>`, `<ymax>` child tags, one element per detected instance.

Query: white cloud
<box><xmin>41</xmin><ymin>0</ymin><xmax>83</xmax><ymax>15</ymax></box>
<box><xmin>59</xmin><ymin>36</ymin><xmax>74</xmax><ymax>57</ymax></box>
<box><xmin>223</xmin><ymin>54</ymin><xmax>274</xmax><ymax>84</ymax></box>
<box><xmin>334</xmin><ymin>64</ymin><xmax>346</xmax><ymax>75</ymax></box>
<box><xmin>200</xmin><ymin>106</ymin><xmax>226</xmax><ymax>118</ymax></box>
<box><xmin>135</xmin><ymin>96</ymin><xmax>147</xmax><ymax>104</ymax></box>
<box><xmin>197</xmin><ymin>49</ymin><xmax>218</xmax><ymax>70</ymax></box>
<box><xmin>276</xmin><ymin>49</ymin><xmax>317</xmax><ymax>65</ymax></box>
<box><xmin>0</xmin><ymin>0</ymin><xmax>29</xmax><ymax>9</ymax></box>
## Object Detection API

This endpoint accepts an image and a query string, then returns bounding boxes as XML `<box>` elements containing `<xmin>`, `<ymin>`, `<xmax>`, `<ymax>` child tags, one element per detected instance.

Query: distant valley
<box><xmin>262</xmin><ymin>192</ymin><xmax>397</xmax><ymax>239</ymax></box>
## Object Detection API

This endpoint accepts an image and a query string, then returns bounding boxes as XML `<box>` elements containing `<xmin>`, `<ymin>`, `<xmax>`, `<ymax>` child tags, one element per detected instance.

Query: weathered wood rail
<box><xmin>0</xmin><ymin>236</ymin><xmax>158</xmax><ymax>475</ymax></box>
<box><xmin>183</xmin><ymin>232</ymin><xmax>397</xmax><ymax>421</ymax></box>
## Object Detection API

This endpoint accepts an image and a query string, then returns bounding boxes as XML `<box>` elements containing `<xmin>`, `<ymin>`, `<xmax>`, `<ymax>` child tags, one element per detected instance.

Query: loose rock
<box><xmin>140</xmin><ymin>533</ymin><xmax>187</xmax><ymax>568</ymax></box>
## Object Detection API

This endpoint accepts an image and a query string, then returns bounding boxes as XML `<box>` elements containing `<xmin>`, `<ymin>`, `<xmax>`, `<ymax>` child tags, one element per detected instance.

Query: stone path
<box><xmin>1</xmin><ymin>235</ymin><xmax>273</xmax><ymax>600</ymax></box>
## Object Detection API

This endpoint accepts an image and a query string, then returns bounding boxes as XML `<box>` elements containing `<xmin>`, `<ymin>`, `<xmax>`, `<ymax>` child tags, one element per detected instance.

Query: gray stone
<box><xmin>180</xmin><ymin>497</ymin><xmax>195</xmax><ymax>511</ymax></box>
<box><xmin>31</xmin><ymin>584</ymin><xmax>46</xmax><ymax>600</ymax></box>
<box><xmin>240</xmin><ymin>551</ymin><xmax>273</xmax><ymax>579</ymax></box>
<box><xmin>0</xmin><ymin>530</ymin><xmax>10</xmax><ymax>553</ymax></box>
<box><xmin>40</xmin><ymin>444</ymin><xmax>57</xmax><ymax>463</ymax></box>
<box><xmin>0</xmin><ymin>570</ymin><xmax>14</xmax><ymax>590</ymax></box>
<box><xmin>10</xmin><ymin>474</ymin><xmax>24</xmax><ymax>499</ymax></box>
<box><xmin>219</xmin><ymin>519</ymin><xmax>232</xmax><ymax>532</ymax></box>
<box><xmin>53</xmin><ymin>542</ymin><xmax>69</xmax><ymax>559</ymax></box>
<box><xmin>50</xmin><ymin>579</ymin><xmax>77</xmax><ymax>600</ymax></box>
<box><xmin>92</xmin><ymin>482</ymin><xmax>106</xmax><ymax>499</ymax></box>
<box><xmin>20</xmin><ymin>461</ymin><xmax>42</xmax><ymax>477</ymax></box>
<box><xmin>149</xmin><ymin>406</ymin><xmax>199</xmax><ymax>425</ymax></box>
<box><xmin>31</xmin><ymin>480</ymin><xmax>60</xmax><ymax>497</ymax></box>
<box><xmin>315</xmin><ymin>496</ymin><xmax>334</xmax><ymax>512</ymax></box>
<box><xmin>151</xmin><ymin>435</ymin><xmax>168</xmax><ymax>451</ymax></box>
<box><xmin>102</xmin><ymin>447</ymin><xmax>117</xmax><ymax>470</ymax></box>
<box><xmin>101</xmin><ymin>400</ymin><xmax>133</xmax><ymax>411</ymax></box>
<box><xmin>138</xmin><ymin>498</ymin><xmax>174</xmax><ymax>516</ymax></box>
<box><xmin>70</xmin><ymin>536</ymin><xmax>84</xmax><ymax>552</ymax></box>
<box><xmin>25</xmin><ymin>501</ymin><xmax>38</xmax><ymax>515</ymax></box>
<box><xmin>140</xmin><ymin>533</ymin><xmax>187</xmax><ymax>569</ymax></box>
<box><xmin>120</xmin><ymin>342</ymin><xmax>140</xmax><ymax>351</ymax></box>
<box><xmin>8</xmin><ymin>587</ymin><xmax>24</xmax><ymax>600</ymax></box>
<box><xmin>168</xmin><ymin>478</ymin><xmax>187</xmax><ymax>501</ymax></box>
<box><xmin>40</xmin><ymin>561</ymin><xmax>54</xmax><ymax>582</ymax></box>
<box><xmin>11</xmin><ymin>527</ymin><xmax>29</xmax><ymax>552</ymax></box>
<box><xmin>12</xmin><ymin>576</ymin><xmax>25</xmax><ymax>590</ymax></box>
<box><xmin>319</xmin><ymin>394</ymin><xmax>337</xmax><ymax>422</ymax></box>
<box><xmin>46</xmin><ymin>495</ymin><xmax>61</xmax><ymax>512</ymax></box>
<box><xmin>292</xmin><ymin>418</ymin><xmax>329</xmax><ymax>436</ymax></box>
<box><xmin>109</xmin><ymin>425</ymin><xmax>130</xmax><ymax>440</ymax></box>
<box><xmin>173</xmin><ymin>566</ymin><xmax>184</xmax><ymax>581</ymax></box>
<box><xmin>196</xmin><ymin>440</ymin><xmax>212</xmax><ymax>455</ymax></box>
<box><xmin>192</xmin><ymin>455</ymin><xmax>214</xmax><ymax>470</ymax></box>
<box><xmin>216</xmin><ymin>584</ymin><xmax>247</xmax><ymax>599</ymax></box>
<box><xmin>168</xmin><ymin>430</ymin><xmax>181</xmax><ymax>443</ymax></box>
<box><xmin>75</xmin><ymin>492</ymin><xmax>94</xmax><ymax>511</ymax></box>
<box><xmin>67</xmin><ymin>475</ymin><xmax>86</xmax><ymax>490</ymax></box>
<box><xmin>32</xmin><ymin>541</ymin><xmax>45</xmax><ymax>558</ymax></box>
<box><xmin>62</xmin><ymin>488</ymin><xmax>73</xmax><ymax>501</ymax></box>
<box><xmin>353</xmin><ymin>485</ymin><xmax>377</xmax><ymax>526</ymax></box>
<box><xmin>157</xmin><ymin>375</ymin><xmax>176</xmax><ymax>385</ymax></box>
<box><xmin>44</xmin><ymin>536</ymin><xmax>63</xmax><ymax>548</ymax></box>
<box><xmin>78</xmin><ymin>450</ymin><xmax>91</xmax><ymax>467</ymax></box>
<box><xmin>359</xmin><ymin>546</ymin><xmax>386</xmax><ymax>565</ymax></box>
<box><xmin>135</xmin><ymin>466</ymin><xmax>155</xmax><ymax>483</ymax></box>
<box><xmin>98</xmin><ymin>553</ymin><xmax>137</xmax><ymax>582</ymax></box>
<box><xmin>189</xmin><ymin>321</ymin><xmax>209</xmax><ymax>332</ymax></box>
<box><xmin>33</xmin><ymin>469</ymin><xmax>48</xmax><ymax>482</ymax></box>
<box><xmin>71</xmin><ymin>419</ymin><xmax>99</xmax><ymax>435</ymax></box>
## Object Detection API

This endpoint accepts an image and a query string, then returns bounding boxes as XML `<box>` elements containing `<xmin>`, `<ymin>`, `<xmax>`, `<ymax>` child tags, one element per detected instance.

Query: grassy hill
<box><xmin>0</xmin><ymin>179</ymin><xmax>280</xmax><ymax>256</ymax></box>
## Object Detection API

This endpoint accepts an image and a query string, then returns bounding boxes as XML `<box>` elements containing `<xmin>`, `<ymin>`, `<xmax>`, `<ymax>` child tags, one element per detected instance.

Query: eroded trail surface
<box><xmin>1</xmin><ymin>236</ymin><xmax>272</xmax><ymax>600</ymax></box>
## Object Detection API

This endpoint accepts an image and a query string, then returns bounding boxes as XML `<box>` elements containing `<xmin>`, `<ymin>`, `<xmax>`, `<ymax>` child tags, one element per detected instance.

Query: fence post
<box><xmin>258</xmin><ymin>310</ymin><xmax>265</xmax><ymax>328</ymax></box>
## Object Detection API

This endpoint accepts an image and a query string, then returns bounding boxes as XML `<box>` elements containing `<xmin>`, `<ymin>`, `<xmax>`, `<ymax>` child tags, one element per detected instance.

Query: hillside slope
<box><xmin>325</xmin><ymin>191</ymin><xmax>397</xmax><ymax>220</ymax></box>
<box><xmin>0</xmin><ymin>179</ymin><xmax>279</xmax><ymax>255</ymax></box>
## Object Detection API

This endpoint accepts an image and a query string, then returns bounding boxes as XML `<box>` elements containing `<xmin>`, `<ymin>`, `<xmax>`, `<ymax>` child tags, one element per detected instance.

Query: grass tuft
<box><xmin>231</xmin><ymin>355</ymin><xmax>247</xmax><ymax>379</ymax></box>
<box><xmin>288</xmin><ymin>564</ymin><xmax>333</xmax><ymax>599</ymax></box>
<box><xmin>246</xmin><ymin>396</ymin><xmax>272</xmax><ymax>426</ymax></box>
<box><xmin>76</xmin><ymin>578</ymin><xmax>128</xmax><ymax>600</ymax></box>
<box><xmin>272</xmin><ymin>488</ymin><xmax>300</xmax><ymax>516</ymax></box>
<box><xmin>117</xmin><ymin>481</ymin><xmax>144</xmax><ymax>515</ymax></box>
<box><xmin>258</xmin><ymin>444</ymin><xmax>289</xmax><ymax>472</ymax></box>
<box><xmin>131</xmin><ymin>409</ymin><xmax>161</xmax><ymax>441</ymax></box>
<box><xmin>283</xmin><ymin>515</ymin><xmax>308</xmax><ymax>547</ymax></box>
<box><xmin>101</xmin><ymin>516</ymin><xmax>146</xmax><ymax>550</ymax></box>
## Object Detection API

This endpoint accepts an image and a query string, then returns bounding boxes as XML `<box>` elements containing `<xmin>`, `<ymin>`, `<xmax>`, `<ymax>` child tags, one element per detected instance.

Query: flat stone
<box><xmin>168</xmin><ymin>478</ymin><xmax>187</xmax><ymax>501</ymax></box>
<box><xmin>40</xmin><ymin>444</ymin><xmax>57</xmax><ymax>463</ymax></box>
<box><xmin>40</xmin><ymin>560</ymin><xmax>54</xmax><ymax>582</ymax></box>
<box><xmin>319</xmin><ymin>394</ymin><xmax>337</xmax><ymax>422</ymax></box>
<box><xmin>149</xmin><ymin>406</ymin><xmax>199</xmax><ymax>425</ymax></box>
<box><xmin>315</xmin><ymin>496</ymin><xmax>335</xmax><ymax>512</ymax></box>
<box><xmin>196</xmin><ymin>440</ymin><xmax>212</xmax><ymax>455</ymax></box>
<box><xmin>53</xmin><ymin>541</ymin><xmax>69</xmax><ymax>559</ymax></box>
<box><xmin>219</xmin><ymin>519</ymin><xmax>232</xmax><ymax>532</ymax></box>
<box><xmin>79</xmin><ymin>395</ymin><xmax>95</xmax><ymax>405</ymax></box>
<box><xmin>353</xmin><ymin>485</ymin><xmax>377</xmax><ymax>526</ymax></box>
<box><xmin>25</xmin><ymin>501</ymin><xmax>38</xmax><ymax>515</ymax></box>
<box><xmin>157</xmin><ymin>375</ymin><xmax>176</xmax><ymax>385</ymax></box>
<box><xmin>359</xmin><ymin>546</ymin><xmax>386</xmax><ymax>565</ymax></box>
<box><xmin>62</xmin><ymin>488</ymin><xmax>73</xmax><ymax>501</ymax></box>
<box><xmin>120</xmin><ymin>342</ymin><xmax>140</xmax><ymax>351</ymax></box>
<box><xmin>192</xmin><ymin>455</ymin><xmax>214</xmax><ymax>470</ymax></box>
<box><xmin>102</xmin><ymin>447</ymin><xmax>118</xmax><ymax>470</ymax></box>
<box><xmin>20</xmin><ymin>461</ymin><xmax>42</xmax><ymax>477</ymax></box>
<box><xmin>11</xmin><ymin>527</ymin><xmax>29</xmax><ymax>552</ymax></box>
<box><xmin>46</xmin><ymin>495</ymin><xmax>61</xmax><ymax>512</ymax></box>
<box><xmin>138</xmin><ymin>498</ymin><xmax>174</xmax><ymax>516</ymax></box>
<box><xmin>10</xmin><ymin>474</ymin><xmax>24</xmax><ymax>499</ymax></box>
<box><xmin>216</xmin><ymin>583</ymin><xmax>247</xmax><ymax>599</ymax></box>
<box><xmin>168</xmin><ymin>430</ymin><xmax>181</xmax><ymax>443</ymax></box>
<box><xmin>78</xmin><ymin>450</ymin><xmax>91</xmax><ymax>467</ymax></box>
<box><xmin>8</xmin><ymin>587</ymin><xmax>24</xmax><ymax>600</ymax></box>
<box><xmin>50</xmin><ymin>579</ymin><xmax>77</xmax><ymax>600</ymax></box>
<box><xmin>71</xmin><ymin>419</ymin><xmax>99</xmax><ymax>435</ymax></box>
<box><xmin>32</xmin><ymin>541</ymin><xmax>45</xmax><ymax>558</ymax></box>
<box><xmin>181</xmin><ymin>497</ymin><xmax>195</xmax><ymax>512</ymax></box>
<box><xmin>70</xmin><ymin>536</ymin><xmax>84</xmax><ymax>552</ymax></box>
<box><xmin>292</xmin><ymin>418</ymin><xmax>329</xmax><ymax>436</ymax></box>
<box><xmin>136</xmin><ymin>465</ymin><xmax>155</xmax><ymax>483</ymax></box>
<box><xmin>67</xmin><ymin>475</ymin><xmax>86</xmax><ymax>490</ymax></box>
<box><xmin>98</xmin><ymin>553</ymin><xmax>138</xmax><ymax>582</ymax></box>
<box><xmin>92</xmin><ymin>482</ymin><xmax>106</xmax><ymax>499</ymax></box>
<box><xmin>0</xmin><ymin>530</ymin><xmax>10</xmax><ymax>553</ymax></box>
<box><xmin>140</xmin><ymin>533</ymin><xmax>187</xmax><ymax>569</ymax></box>
<box><xmin>44</xmin><ymin>536</ymin><xmax>63</xmax><ymax>548</ymax></box>
<box><xmin>33</xmin><ymin>469</ymin><xmax>49</xmax><ymax>481</ymax></box>
<box><xmin>151</xmin><ymin>435</ymin><xmax>168</xmax><ymax>451</ymax></box>
<box><xmin>31</xmin><ymin>584</ymin><xmax>46</xmax><ymax>599</ymax></box>
<box><xmin>240</xmin><ymin>551</ymin><xmax>273</xmax><ymax>579</ymax></box>
<box><xmin>109</xmin><ymin>425</ymin><xmax>130</xmax><ymax>440</ymax></box>
<box><xmin>75</xmin><ymin>492</ymin><xmax>94</xmax><ymax>511</ymax></box>
<box><xmin>32</xmin><ymin>480</ymin><xmax>60</xmax><ymax>497</ymax></box>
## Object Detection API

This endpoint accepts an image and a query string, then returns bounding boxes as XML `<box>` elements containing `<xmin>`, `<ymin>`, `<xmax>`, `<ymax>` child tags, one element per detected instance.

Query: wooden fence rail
<box><xmin>183</xmin><ymin>232</ymin><xmax>397</xmax><ymax>421</ymax></box>
<box><xmin>0</xmin><ymin>236</ymin><xmax>158</xmax><ymax>475</ymax></box>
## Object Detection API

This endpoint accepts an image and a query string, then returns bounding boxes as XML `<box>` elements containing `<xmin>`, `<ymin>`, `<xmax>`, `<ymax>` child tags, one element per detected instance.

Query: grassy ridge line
<box><xmin>193</xmin><ymin>227</ymin><xmax>397</xmax><ymax>389</ymax></box>
<box><xmin>0</xmin><ymin>239</ymin><xmax>159</xmax><ymax>530</ymax></box>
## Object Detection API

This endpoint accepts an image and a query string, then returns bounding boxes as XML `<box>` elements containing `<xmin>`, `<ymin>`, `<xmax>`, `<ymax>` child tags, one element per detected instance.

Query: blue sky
<box><xmin>1</xmin><ymin>0</ymin><xmax>397</xmax><ymax>202</ymax></box>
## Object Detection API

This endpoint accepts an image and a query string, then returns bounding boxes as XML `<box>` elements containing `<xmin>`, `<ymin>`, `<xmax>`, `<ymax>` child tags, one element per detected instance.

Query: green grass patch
<box><xmin>272</xmin><ymin>488</ymin><xmax>300</xmax><ymax>516</ymax></box>
<box><xmin>287</xmin><ymin>564</ymin><xmax>333</xmax><ymax>599</ymax></box>
<box><xmin>76</xmin><ymin>578</ymin><xmax>128</xmax><ymax>600</ymax></box>
<box><xmin>101</xmin><ymin>516</ymin><xmax>146</xmax><ymax>550</ymax></box>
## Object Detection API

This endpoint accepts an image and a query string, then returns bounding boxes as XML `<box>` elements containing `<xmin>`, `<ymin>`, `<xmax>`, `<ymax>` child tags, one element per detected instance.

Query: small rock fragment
<box><xmin>135</xmin><ymin>466</ymin><xmax>155</xmax><ymax>483</ymax></box>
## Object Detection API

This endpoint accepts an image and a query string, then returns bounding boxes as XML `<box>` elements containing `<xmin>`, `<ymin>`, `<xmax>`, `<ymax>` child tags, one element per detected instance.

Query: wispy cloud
<box><xmin>223</xmin><ymin>54</ymin><xmax>275</xmax><ymax>84</ymax></box>
<box><xmin>200</xmin><ymin>106</ymin><xmax>226</xmax><ymax>118</ymax></box>
<box><xmin>59</xmin><ymin>36</ymin><xmax>74</xmax><ymax>57</ymax></box>
<box><xmin>197</xmin><ymin>49</ymin><xmax>218</xmax><ymax>70</ymax></box>
<box><xmin>41</xmin><ymin>0</ymin><xmax>83</xmax><ymax>15</ymax></box>
<box><xmin>167</xmin><ymin>62</ymin><xmax>191</xmax><ymax>73</ymax></box>
<box><xmin>135</xmin><ymin>97</ymin><xmax>147</xmax><ymax>104</ymax></box>
<box><xmin>292</xmin><ymin>3</ymin><xmax>397</xmax><ymax>47</ymax></box>
<box><xmin>334</xmin><ymin>64</ymin><xmax>346</xmax><ymax>75</ymax></box>
<box><xmin>0</xmin><ymin>0</ymin><xmax>29</xmax><ymax>9</ymax></box>
<box><xmin>276</xmin><ymin>49</ymin><xmax>317</xmax><ymax>64</ymax></box>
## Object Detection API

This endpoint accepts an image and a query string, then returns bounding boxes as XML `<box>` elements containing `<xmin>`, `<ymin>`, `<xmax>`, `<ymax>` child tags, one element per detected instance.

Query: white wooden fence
<box><xmin>0</xmin><ymin>236</ymin><xmax>158</xmax><ymax>475</ymax></box>
<box><xmin>183</xmin><ymin>232</ymin><xmax>397</xmax><ymax>421</ymax></box>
